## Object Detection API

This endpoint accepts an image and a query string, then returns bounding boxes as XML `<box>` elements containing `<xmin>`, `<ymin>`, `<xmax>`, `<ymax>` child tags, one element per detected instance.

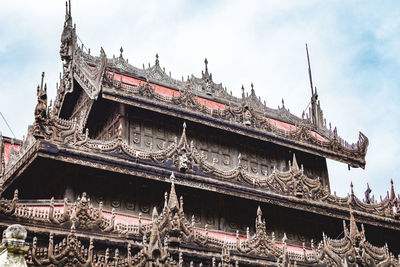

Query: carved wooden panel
<box><xmin>123</xmin><ymin>108</ymin><xmax>329</xmax><ymax>184</ymax></box>
<box><xmin>126</xmin><ymin>116</ymin><xmax>294</xmax><ymax>176</ymax></box>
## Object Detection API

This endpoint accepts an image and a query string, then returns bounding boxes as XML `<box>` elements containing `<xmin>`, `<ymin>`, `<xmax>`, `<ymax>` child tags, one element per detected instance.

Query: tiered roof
<box><xmin>1</xmin><ymin>1</ymin><xmax>399</xmax><ymax>266</ymax></box>
<box><xmin>0</xmin><ymin>177</ymin><xmax>399</xmax><ymax>266</ymax></box>
<box><xmin>51</xmin><ymin>1</ymin><xmax>368</xmax><ymax>169</ymax></box>
<box><xmin>0</xmin><ymin>0</ymin><xmax>396</xmax><ymax>235</ymax></box>
<box><xmin>0</xmin><ymin>112</ymin><xmax>397</xmax><ymax>229</ymax></box>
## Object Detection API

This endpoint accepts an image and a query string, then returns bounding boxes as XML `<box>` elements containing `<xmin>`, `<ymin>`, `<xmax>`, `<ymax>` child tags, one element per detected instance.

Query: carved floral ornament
<box><xmin>102</xmin><ymin>69</ymin><xmax>368</xmax><ymax>165</ymax></box>
<box><xmin>54</xmin><ymin>9</ymin><xmax>368</xmax><ymax>168</ymax></box>
<box><xmin>0</xmin><ymin>177</ymin><xmax>399</xmax><ymax>267</ymax></box>
<box><xmin>3</xmin><ymin>99</ymin><xmax>396</xmax><ymax>221</ymax></box>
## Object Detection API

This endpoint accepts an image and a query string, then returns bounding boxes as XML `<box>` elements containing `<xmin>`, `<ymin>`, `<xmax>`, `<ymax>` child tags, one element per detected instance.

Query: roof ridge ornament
<box><xmin>203</xmin><ymin>58</ymin><xmax>209</xmax><ymax>77</ymax></box>
<box><xmin>364</xmin><ymin>183</ymin><xmax>372</xmax><ymax>204</ymax></box>
<box><xmin>33</xmin><ymin>72</ymin><xmax>48</xmax><ymax>137</ymax></box>
<box><xmin>60</xmin><ymin>0</ymin><xmax>75</xmax><ymax>62</ymax></box>
<box><xmin>347</xmin><ymin>205</ymin><xmax>362</xmax><ymax>244</ymax></box>
<box><xmin>246</xmin><ymin>82</ymin><xmax>267</xmax><ymax>112</ymax></box>
<box><xmin>390</xmin><ymin>179</ymin><xmax>396</xmax><ymax>202</ymax></box>
<box><xmin>65</xmin><ymin>0</ymin><xmax>72</xmax><ymax>23</ymax></box>
<box><xmin>119</xmin><ymin>47</ymin><xmax>124</xmax><ymax>59</ymax></box>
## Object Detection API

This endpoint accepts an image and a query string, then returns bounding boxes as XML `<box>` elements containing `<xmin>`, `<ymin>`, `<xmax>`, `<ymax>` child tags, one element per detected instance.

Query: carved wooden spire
<box><xmin>146</xmin><ymin>207</ymin><xmax>165</xmax><ymax>261</ymax></box>
<box><xmin>33</xmin><ymin>72</ymin><xmax>48</xmax><ymax>135</ymax></box>
<box><xmin>60</xmin><ymin>0</ymin><xmax>75</xmax><ymax>61</ymax></box>
<box><xmin>390</xmin><ymin>179</ymin><xmax>396</xmax><ymax>202</ymax></box>
<box><xmin>168</xmin><ymin>172</ymin><xmax>179</xmax><ymax>211</ymax></box>
<box><xmin>291</xmin><ymin>153</ymin><xmax>299</xmax><ymax>171</ymax></box>
<box><xmin>348</xmin><ymin>205</ymin><xmax>360</xmax><ymax>243</ymax></box>
<box><xmin>178</xmin><ymin>122</ymin><xmax>188</xmax><ymax>149</ymax></box>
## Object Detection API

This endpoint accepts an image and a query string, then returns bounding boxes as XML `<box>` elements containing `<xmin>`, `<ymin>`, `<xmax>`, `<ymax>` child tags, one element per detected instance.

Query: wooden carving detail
<box><xmin>1</xmin><ymin>109</ymin><xmax>396</xmax><ymax>221</ymax></box>
<box><xmin>1</xmin><ymin>183</ymin><xmax>398</xmax><ymax>266</ymax></box>
<box><xmin>54</xmin><ymin>4</ymin><xmax>107</xmax><ymax>117</ymax></box>
<box><xmin>101</xmin><ymin>69</ymin><xmax>368</xmax><ymax>168</ymax></box>
<box><xmin>313</xmin><ymin>206</ymin><xmax>400</xmax><ymax>267</ymax></box>
<box><xmin>0</xmin><ymin>189</ymin><xmax>18</xmax><ymax>215</ymax></box>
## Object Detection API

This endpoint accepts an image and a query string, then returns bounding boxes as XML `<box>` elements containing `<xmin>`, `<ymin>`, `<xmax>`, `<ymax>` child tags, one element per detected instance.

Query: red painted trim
<box><xmin>24</xmin><ymin>205</ymin><xmax>311</xmax><ymax>252</ymax></box>
<box><xmin>3</xmin><ymin>142</ymin><xmax>20</xmax><ymax>164</ymax></box>
<box><xmin>107</xmin><ymin>72</ymin><xmax>327</xmax><ymax>142</ymax></box>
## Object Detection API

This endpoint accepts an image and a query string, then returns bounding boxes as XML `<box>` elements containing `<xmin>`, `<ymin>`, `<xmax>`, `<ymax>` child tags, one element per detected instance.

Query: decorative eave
<box><xmin>52</xmin><ymin>2</ymin><xmax>107</xmax><ymax>121</ymax></box>
<box><xmin>50</xmin><ymin>3</ymin><xmax>368</xmax><ymax>169</ymax></box>
<box><xmin>0</xmin><ymin>181</ymin><xmax>399</xmax><ymax>266</ymax></box>
<box><xmin>100</xmin><ymin>81</ymin><xmax>367</xmax><ymax>169</ymax></box>
<box><xmin>72</xmin><ymin>45</ymin><xmax>367</xmax><ymax>168</ymax></box>
<box><xmin>0</xmin><ymin>118</ymin><xmax>395</xmax><ymax>231</ymax></box>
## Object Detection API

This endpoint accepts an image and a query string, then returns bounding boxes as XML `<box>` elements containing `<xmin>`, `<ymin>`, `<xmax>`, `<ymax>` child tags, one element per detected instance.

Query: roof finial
<box><xmin>65</xmin><ymin>0</ymin><xmax>72</xmax><ymax>22</ymax></box>
<box><xmin>177</xmin><ymin>122</ymin><xmax>188</xmax><ymax>149</ymax></box>
<box><xmin>348</xmin><ymin>205</ymin><xmax>359</xmax><ymax>241</ymax></box>
<box><xmin>204</xmin><ymin>58</ymin><xmax>208</xmax><ymax>73</ymax></box>
<box><xmin>168</xmin><ymin>172</ymin><xmax>179</xmax><ymax>210</ymax></box>
<box><xmin>364</xmin><ymin>183</ymin><xmax>372</xmax><ymax>204</ymax></box>
<box><xmin>390</xmin><ymin>179</ymin><xmax>396</xmax><ymax>201</ymax></box>
<box><xmin>350</xmin><ymin>181</ymin><xmax>354</xmax><ymax>197</ymax></box>
<box><xmin>251</xmin><ymin>82</ymin><xmax>255</xmax><ymax>96</ymax></box>
<box><xmin>155</xmin><ymin>53</ymin><xmax>159</xmax><ymax>66</ymax></box>
<box><xmin>241</xmin><ymin>85</ymin><xmax>245</xmax><ymax>99</ymax></box>
<box><xmin>40</xmin><ymin>72</ymin><xmax>45</xmax><ymax>92</ymax></box>
<box><xmin>257</xmin><ymin>206</ymin><xmax>262</xmax><ymax>222</ymax></box>
<box><xmin>65</xmin><ymin>1</ymin><xmax>68</xmax><ymax>17</ymax></box>
<box><xmin>292</xmin><ymin>153</ymin><xmax>299</xmax><ymax>171</ymax></box>
<box><xmin>119</xmin><ymin>47</ymin><xmax>123</xmax><ymax>58</ymax></box>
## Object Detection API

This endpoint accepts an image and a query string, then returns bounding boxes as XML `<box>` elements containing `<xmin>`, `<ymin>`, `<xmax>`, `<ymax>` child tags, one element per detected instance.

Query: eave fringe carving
<box><xmin>54</xmin><ymin>16</ymin><xmax>368</xmax><ymax>169</ymax></box>
<box><xmin>1</xmin><ymin>179</ymin><xmax>399</xmax><ymax>267</ymax></box>
<box><xmin>4</xmin><ymin>104</ymin><xmax>395</xmax><ymax>221</ymax></box>
<box><xmin>50</xmin><ymin>0</ymin><xmax>368</xmax><ymax>168</ymax></box>
<box><xmin>102</xmin><ymin>72</ymin><xmax>368</xmax><ymax>168</ymax></box>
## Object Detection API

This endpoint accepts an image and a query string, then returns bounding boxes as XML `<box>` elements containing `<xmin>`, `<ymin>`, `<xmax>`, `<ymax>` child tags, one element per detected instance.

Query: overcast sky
<box><xmin>1</xmin><ymin>0</ymin><xmax>400</xmax><ymax>200</ymax></box>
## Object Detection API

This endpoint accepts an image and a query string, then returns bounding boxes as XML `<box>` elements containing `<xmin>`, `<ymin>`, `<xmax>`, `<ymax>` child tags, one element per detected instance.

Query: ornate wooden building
<box><xmin>0</xmin><ymin>2</ymin><xmax>399</xmax><ymax>266</ymax></box>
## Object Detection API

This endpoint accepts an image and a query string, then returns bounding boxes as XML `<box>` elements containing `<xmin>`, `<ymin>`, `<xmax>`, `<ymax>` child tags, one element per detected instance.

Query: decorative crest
<box><xmin>119</xmin><ymin>46</ymin><xmax>124</xmax><ymax>58</ymax></box>
<box><xmin>34</xmin><ymin>72</ymin><xmax>48</xmax><ymax>133</ymax></box>
<box><xmin>291</xmin><ymin>153</ymin><xmax>299</xmax><ymax>171</ymax></box>
<box><xmin>364</xmin><ymin>183</ymin><xmax>372</xmax><ymax>203</ymax></box>
<box><xmin>60</xmin><ymin>0</ymin><xmax>75</xmax><ymax>61</ymax></box>
<box><xmin>168</xmin><ymin>173</ymin><xmax>179</xmax><ymax>211</ymax></box>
